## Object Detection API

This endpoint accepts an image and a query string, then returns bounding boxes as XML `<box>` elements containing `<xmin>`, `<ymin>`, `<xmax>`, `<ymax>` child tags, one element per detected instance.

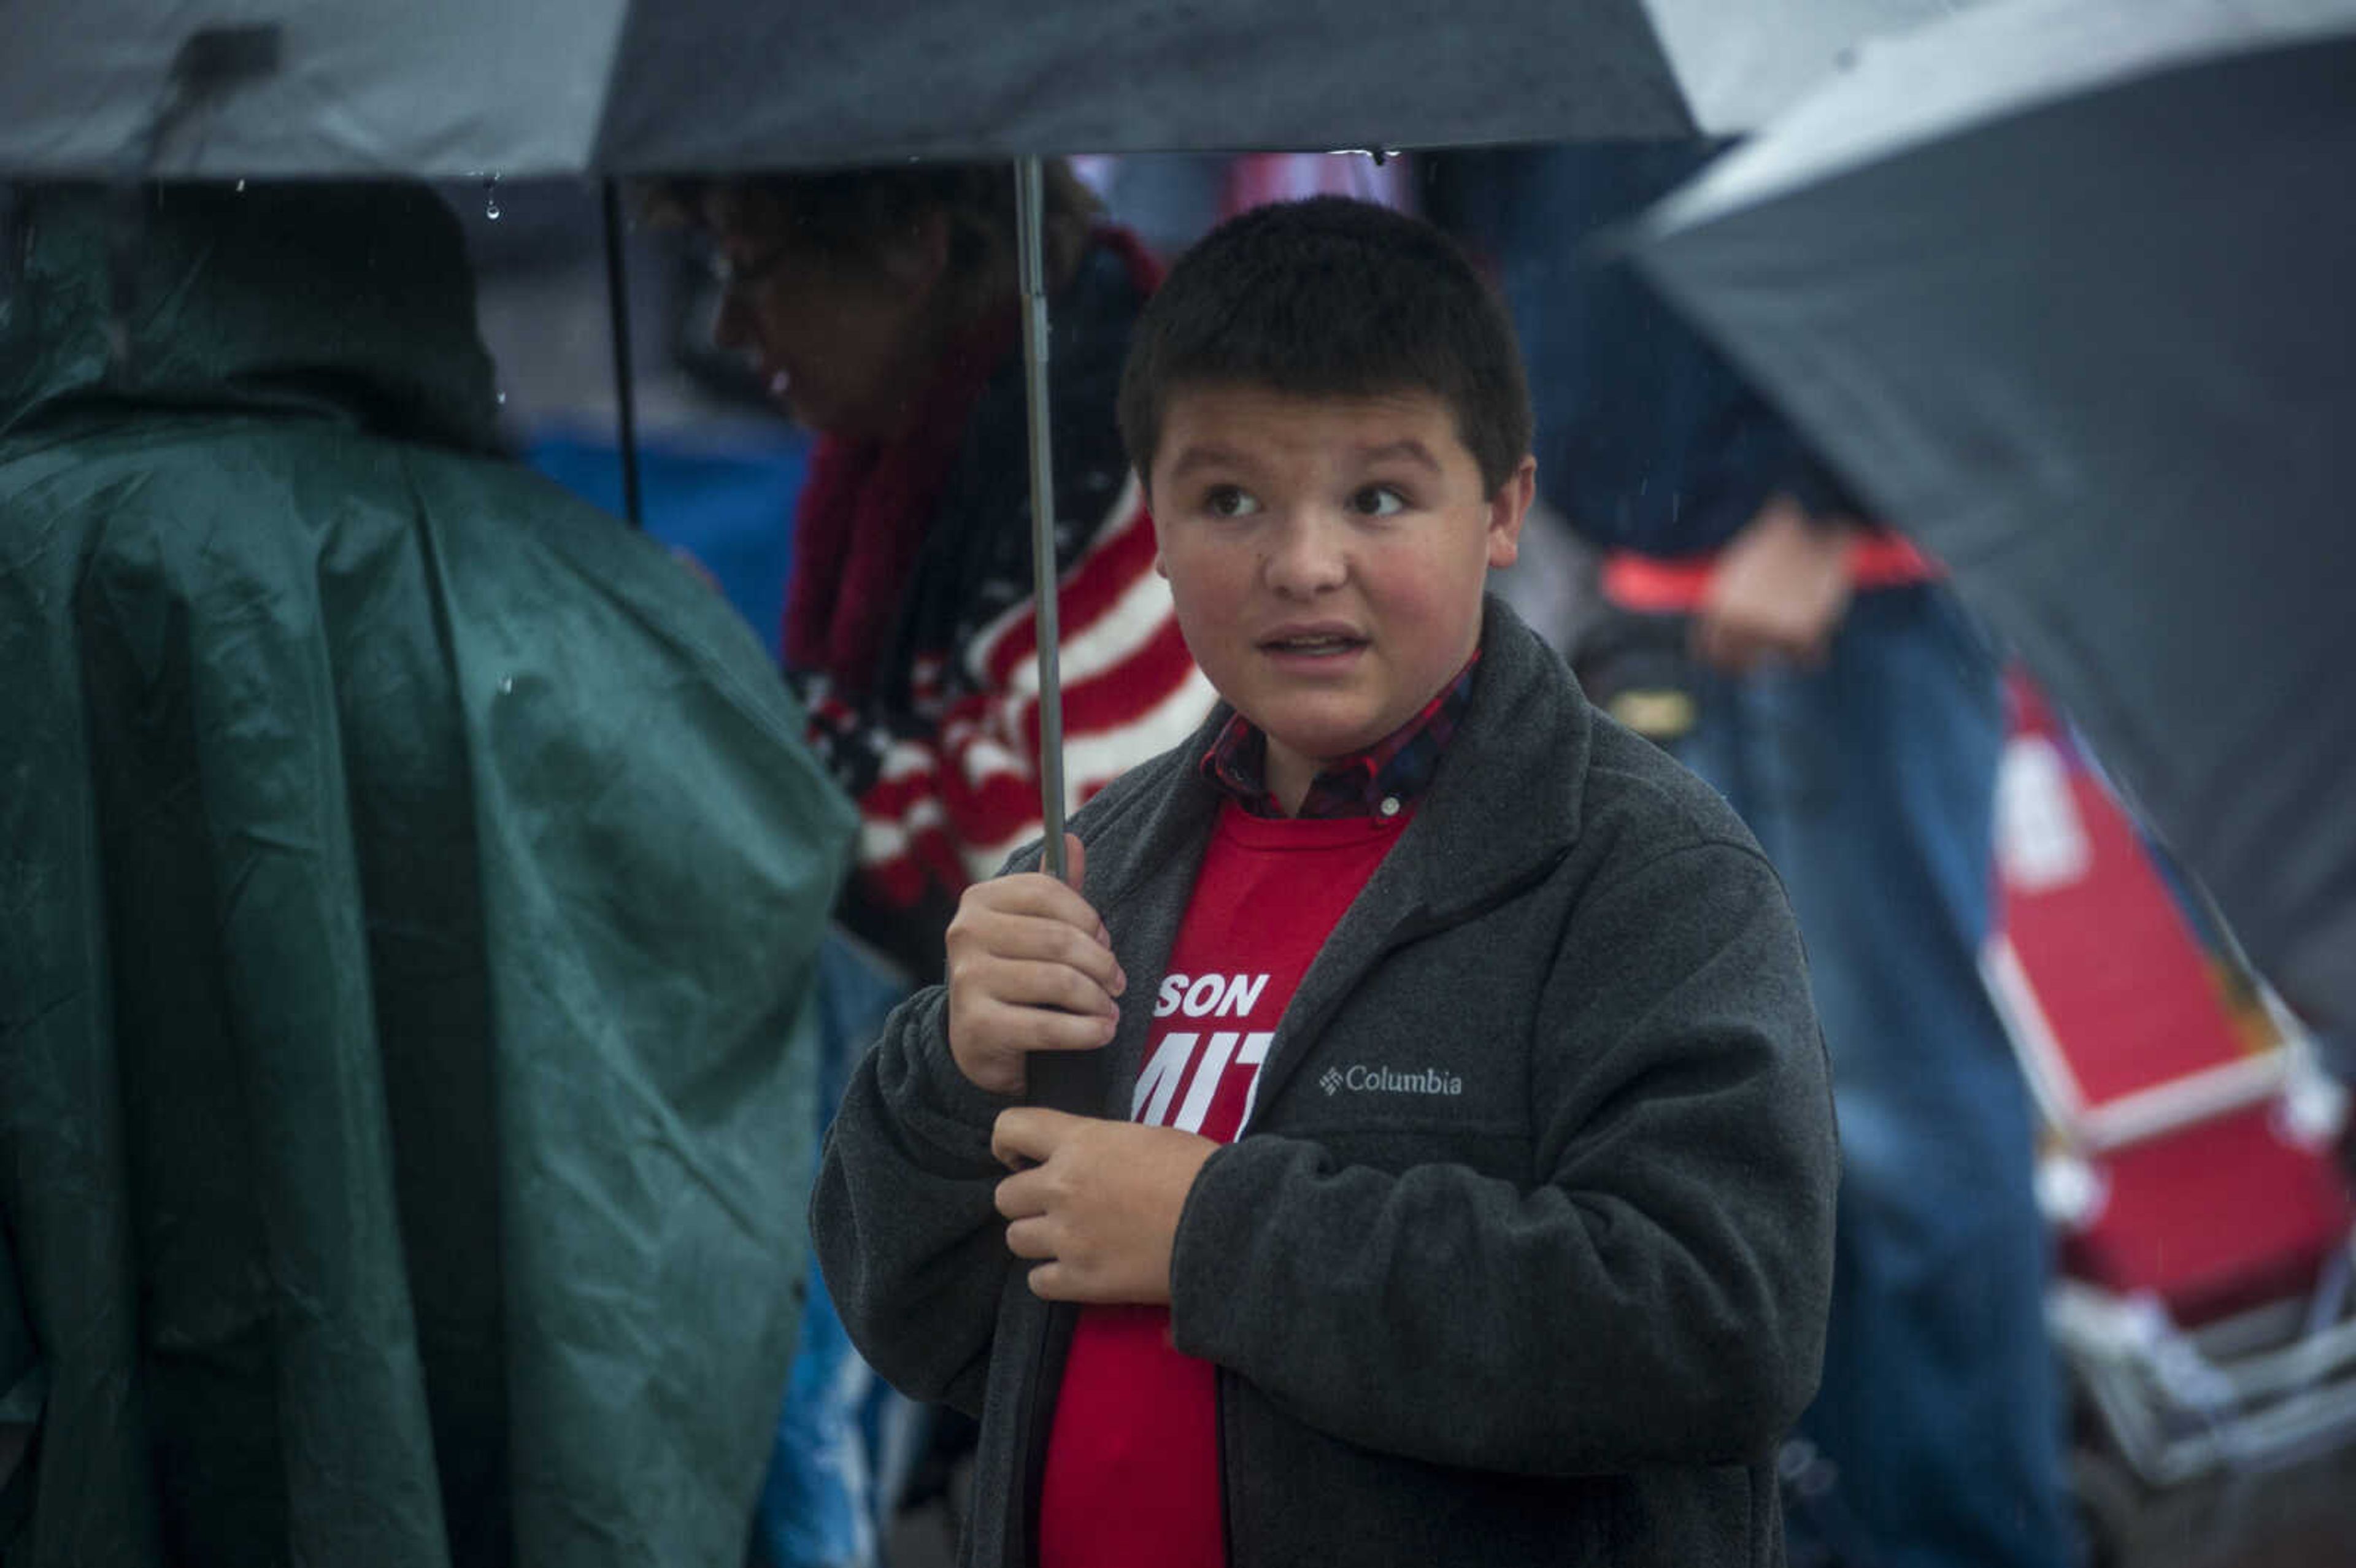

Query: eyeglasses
<box><xmin>708</xmin><ymin>245</ymin><xmax>795</xmax><ymax>296</ymax></box>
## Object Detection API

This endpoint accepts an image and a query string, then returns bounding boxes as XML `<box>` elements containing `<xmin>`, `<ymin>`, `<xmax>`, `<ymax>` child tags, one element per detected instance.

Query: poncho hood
<box><xmin>2</xmin><ymin>179</ymin><xmax>500</xmax><ymax>453</ymax></box>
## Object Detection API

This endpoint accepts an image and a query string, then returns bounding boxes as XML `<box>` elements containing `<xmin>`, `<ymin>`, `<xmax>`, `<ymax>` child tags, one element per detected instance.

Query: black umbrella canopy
<box><xmin>601</xmin><ymin>0</ymin><xmax>1977</xmax><ymax>167</ymax></box>
<box><xmin>1636</xmin><ymin>0</ymin><xmax>2356</xmax><ymax>1026</ymax></box>
<box><xmin>4</xmin><ymin>0</ymin><xmax>1996</xmax><ymax>1015</ymax></box>
<box><xmin>0</xmin><ymin>0</ymin><xmax>1973</xmax><ymax>177</ymax></box>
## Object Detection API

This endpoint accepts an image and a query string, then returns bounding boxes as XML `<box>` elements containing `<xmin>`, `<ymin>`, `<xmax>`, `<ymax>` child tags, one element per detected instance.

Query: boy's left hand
<box><xmin>991</xmin><ymin>1109</ymin><xmax>1216</xmax><ymax>1304</ymax></box>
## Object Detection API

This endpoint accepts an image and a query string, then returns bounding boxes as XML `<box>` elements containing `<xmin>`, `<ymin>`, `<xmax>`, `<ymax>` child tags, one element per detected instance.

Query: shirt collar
<box><xmin>1201</xmin><ymin>651</ymin><xmax>1481</xmax><ymax>820</ymax></box>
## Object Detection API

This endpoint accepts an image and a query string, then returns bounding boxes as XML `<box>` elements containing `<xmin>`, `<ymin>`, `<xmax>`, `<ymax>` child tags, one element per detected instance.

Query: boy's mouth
<box><xmin>1259</xmin><ymin>628</ymin><xmax>1369</xmax><ymax>659</ymax></box>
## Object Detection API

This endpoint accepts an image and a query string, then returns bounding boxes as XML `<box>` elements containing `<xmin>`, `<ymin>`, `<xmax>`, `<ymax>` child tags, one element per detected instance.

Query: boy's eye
<box><xmin>1349</xmin><ymin>485</ymin><xmax>1408</xmax><ymax>518</ymax></box>
<box><xmin>1203</xmin><ymin>485</ymin><xmax>1260</xmax><ymax>518</ymax></box>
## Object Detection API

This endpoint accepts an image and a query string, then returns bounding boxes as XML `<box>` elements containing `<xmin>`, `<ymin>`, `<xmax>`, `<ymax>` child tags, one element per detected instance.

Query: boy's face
<box><xmin>1148</xmin><ymin>385</ymin><xmax>1534</xmax><ymax>803</ymax></box>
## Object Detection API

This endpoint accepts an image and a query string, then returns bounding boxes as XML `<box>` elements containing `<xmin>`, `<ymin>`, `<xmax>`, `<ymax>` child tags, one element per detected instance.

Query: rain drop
<box><xmin>496</xmin><ymin>390</ymin><xmax>508</xmax><ymax>406</ymax></box>
<box><xmin>499</xmin><ymin>677</ymin><xmax>515</xmax><ymax>695</ymax></box>
<box><xmin>483</xmin><ymin>174</ymin><xmax>502</xmax><ymax>221</ymax></box>
<box><xmin>234</xmin><ymin>179</ymin><xmax>246</xmax><ymax>193</ymax></box>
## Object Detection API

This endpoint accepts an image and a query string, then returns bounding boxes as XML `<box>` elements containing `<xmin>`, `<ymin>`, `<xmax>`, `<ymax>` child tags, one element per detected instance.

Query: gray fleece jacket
<box><xmin>811</xmin><ymin>599</ymin><xmax>1836</xmax><ymax>1567</ymax></box>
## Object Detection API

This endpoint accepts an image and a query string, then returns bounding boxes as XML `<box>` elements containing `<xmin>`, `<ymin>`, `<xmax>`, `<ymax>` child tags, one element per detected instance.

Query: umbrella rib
<box><xmin>602</xmin><ymin>179</ymin><xmax>644</xmax><ymax>528</ymax></box>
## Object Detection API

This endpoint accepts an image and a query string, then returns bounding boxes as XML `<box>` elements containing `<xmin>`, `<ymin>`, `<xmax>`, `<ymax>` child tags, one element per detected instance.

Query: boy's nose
<box><xmin>1261</xmin><ymin>513</ymin><xmax>1350</xmax><ymax>597</ymax></box>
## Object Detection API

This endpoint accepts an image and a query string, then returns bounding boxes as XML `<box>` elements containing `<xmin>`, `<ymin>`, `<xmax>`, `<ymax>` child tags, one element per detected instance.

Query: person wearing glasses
<box><xmin>650</xmin><ymin>163</ymin><xmax>1212</xmax><ymax>1568</ymax></box>
<box><xmin>659</xmin><ymin>164</ymin><xmax>1212</xmax><ymax>984</ymax></box>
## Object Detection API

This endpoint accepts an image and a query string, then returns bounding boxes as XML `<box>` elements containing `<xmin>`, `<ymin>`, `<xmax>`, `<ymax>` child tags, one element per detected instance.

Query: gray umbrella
<box><xmin>1635</xmin><ymin>0</ymin><xmax>2356</xmax><ymax>1026</ymax></box>
<box><xmin>0</xmin><ymin>0</ymin><xmax>1974</xmax><ymax>177</ymax></box>
<box><xmin>2</xmin><ymin>1</ymin><xmax>1968</xmax><ymax>883</ymax></box>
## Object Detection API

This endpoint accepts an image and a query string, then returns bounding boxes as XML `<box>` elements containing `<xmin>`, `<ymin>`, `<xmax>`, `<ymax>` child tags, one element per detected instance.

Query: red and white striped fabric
<box><xmin>850</xmin><ymin>475</ymin><xmax>1217</xmax><ymax>908</ymax></box>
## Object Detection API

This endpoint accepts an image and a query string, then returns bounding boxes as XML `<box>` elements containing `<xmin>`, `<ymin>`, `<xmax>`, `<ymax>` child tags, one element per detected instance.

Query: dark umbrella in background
<box><xmin>0</xmin><ymin>0</ymin><xmax>1981</xmax><ymax>173</ymax></box>
<box><xmin>1634</xmin><ymin>0</ymin><xmax>2356</xmax><ymax>1027</ymax></box>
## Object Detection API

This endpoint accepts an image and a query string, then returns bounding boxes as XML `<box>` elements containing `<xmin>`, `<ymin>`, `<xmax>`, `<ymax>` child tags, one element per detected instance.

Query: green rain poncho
<box><xmin>0</xmin><ymin>182</ymin><xmax>854</xmax><ymax>1566</ymax></box>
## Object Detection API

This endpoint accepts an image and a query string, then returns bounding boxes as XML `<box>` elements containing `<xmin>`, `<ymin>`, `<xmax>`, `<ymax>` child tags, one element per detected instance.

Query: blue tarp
<box><xmin>529</xmin><ymin>429</ymin><xmax>809</xmax><ymax>661</ymax></box>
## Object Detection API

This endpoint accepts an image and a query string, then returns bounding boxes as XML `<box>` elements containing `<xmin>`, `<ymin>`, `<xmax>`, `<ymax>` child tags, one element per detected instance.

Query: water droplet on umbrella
<box><xmin>483</xmin><ymin>174</ymin><xmax>502</xmax><ymax>220</ymax></box>
<box><xmin>496</xmin><ymin>390</ymin><xmax>507</xmax><ymax>406</ymax></box>
<box><xmin>234</xmin><ymin>179</ymin><xmax>246</xmax><ymax>193</ymax></box>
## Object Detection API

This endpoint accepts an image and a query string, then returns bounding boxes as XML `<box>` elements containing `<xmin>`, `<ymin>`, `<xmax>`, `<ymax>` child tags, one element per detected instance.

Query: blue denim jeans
<box><xmin>1676</xmin><ymin>587</ymin><xmax>2071</xmax><ymax>1568</ymax></box>
<box><xmin>750</xmin><ymin>935</ymin><xmax>925</xmax><ymax>1568</ymax></box>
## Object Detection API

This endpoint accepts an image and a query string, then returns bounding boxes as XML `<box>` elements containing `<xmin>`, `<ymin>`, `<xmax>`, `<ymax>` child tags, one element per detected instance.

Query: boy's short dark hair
<box><xmin>1118</xmin><ymin>196</ymin><xmax>1533</xmax><ymax>496</ymax></box>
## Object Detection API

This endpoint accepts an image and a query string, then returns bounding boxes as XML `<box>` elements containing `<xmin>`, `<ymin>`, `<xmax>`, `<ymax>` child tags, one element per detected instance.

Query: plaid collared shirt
<box><xmin>1201</xmin><ymin>652</ymin><xmax>1481</xmax><ymax>820</ymax></box>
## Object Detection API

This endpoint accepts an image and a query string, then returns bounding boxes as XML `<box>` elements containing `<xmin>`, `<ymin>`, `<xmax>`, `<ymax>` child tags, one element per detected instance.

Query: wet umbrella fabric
<box><xmin>0</xmin><ymin>0</ymin><xmax>1971</xmax><ymax>851</ymax></box>
<box><xmin>0</xmin><ymin>0</ymin><xmax>1971</xmax><ymax>179</ymax></box>
<box><xmin>1635</xmin><ymin>0</ymin><xmax>2356</xmax><ymax>1026</ymax></box>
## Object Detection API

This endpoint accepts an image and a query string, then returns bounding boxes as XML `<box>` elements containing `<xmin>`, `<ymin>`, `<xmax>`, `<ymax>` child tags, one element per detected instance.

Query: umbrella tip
<box><xmin>171</xmin><ymin>25</ymin><xmax>283</xmax><ymax>94</ymax></box>
<box><xmin>125</xmin><ymin>23</ymin><xmax>283</xmax><ymax>181</ymax></box>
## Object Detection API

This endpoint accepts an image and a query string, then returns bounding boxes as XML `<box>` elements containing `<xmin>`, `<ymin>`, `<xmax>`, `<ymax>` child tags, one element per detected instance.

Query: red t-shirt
<box><xmin>1037</xmin><ymin>801</ymin><xmax>1409</xmax><ymax>1568</ymax></box>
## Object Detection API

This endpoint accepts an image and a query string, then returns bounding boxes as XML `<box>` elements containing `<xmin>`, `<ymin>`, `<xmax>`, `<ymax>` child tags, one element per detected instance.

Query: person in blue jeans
<box><xmin>751</xmin><ymin>935</ymin><xmax>923</xmax><ymax>1568</ymax></box>
<box><xmin>1676</xmin><ymin>582</ymin><xmax>2068</xmax><ymax>1568</ymax></box>
<box><xmin>1433</xmin><ymin>143</ymin><xmax>2072</xmax><ymax>1568</ymax></box>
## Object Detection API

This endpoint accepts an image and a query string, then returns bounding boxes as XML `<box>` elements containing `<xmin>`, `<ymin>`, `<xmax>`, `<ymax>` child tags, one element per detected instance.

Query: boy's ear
<box><xmin>1138</xmin><ymin>468</ymin><xmax>1169</xmax><ymax>578</ymax></box>
<box><xmin>1485</xmin><ymin>456</ymin><xmax>1538</xmax><ymax>570</ymax></box>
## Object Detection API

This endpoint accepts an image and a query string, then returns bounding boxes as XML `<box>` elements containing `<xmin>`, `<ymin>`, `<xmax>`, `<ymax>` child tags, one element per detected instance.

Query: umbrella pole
<box><xmin>1016</xmin><ymin>157</ymin><xmax>1068</xmax><ymax>881</ymax></box>
<box><xmin>602</xmin><ymin>178</ymin><xmax>645</xmax><ymax>529</ymax></box>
